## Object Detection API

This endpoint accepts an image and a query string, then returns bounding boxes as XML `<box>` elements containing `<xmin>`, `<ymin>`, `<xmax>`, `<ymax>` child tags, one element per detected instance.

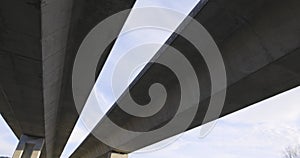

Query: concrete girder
<box><xmin>71</xmin><ymin>0</ymin><xmax>300</xmax><ymax>157</ymax></box>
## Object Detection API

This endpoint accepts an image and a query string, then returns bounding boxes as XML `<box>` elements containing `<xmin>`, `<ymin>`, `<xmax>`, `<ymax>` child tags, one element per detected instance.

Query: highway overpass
<box><xmin>0</xmin><ymin>0</ymin><xmax>300</xmax><ymax>157</ymax></box>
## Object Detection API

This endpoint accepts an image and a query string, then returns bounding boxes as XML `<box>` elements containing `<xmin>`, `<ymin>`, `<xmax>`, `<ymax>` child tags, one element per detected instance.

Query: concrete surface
<box><xmin>0</xmin><ymin>0</ymin><xmax>135</xmax><ymax>157</ymax></box>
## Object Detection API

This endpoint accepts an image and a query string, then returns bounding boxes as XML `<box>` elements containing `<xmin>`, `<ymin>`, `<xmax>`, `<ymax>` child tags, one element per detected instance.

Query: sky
<box><xmin>129</xmin><ymin>86</ymin><xmax>300</xmax><ymax>158</ymax></box>
<box><xmin>61</xmin><ymin>0</ymin><xmax>202</xmax><ymax>157</ymax></box>
<box><xmin>0</xmin><ymin>114</ymin><xmax>18</xmax><ymax>157</ymax></box>
<box><xmin>0</xmin><ymin>0</ymin><xmax>300</xmax><ymax>158</ymax></box>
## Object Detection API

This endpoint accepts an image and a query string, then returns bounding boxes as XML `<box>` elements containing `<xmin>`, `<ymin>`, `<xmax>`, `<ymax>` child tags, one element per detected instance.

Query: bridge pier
<box><xmin>12</xmin><ymin>135</ymin><xmax>44</xmax><ymax>158</ymax></box>
<box><xmin>107</xmin><ymin>152</ymin><xmax>128</xmax><ymax>158</ymax></box>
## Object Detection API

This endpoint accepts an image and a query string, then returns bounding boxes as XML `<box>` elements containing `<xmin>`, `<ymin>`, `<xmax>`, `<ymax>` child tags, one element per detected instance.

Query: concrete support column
<box><xmin>12</xmin><ymin>135</ymin><xmax>44</xmax><ymax>158</ymax></box>
<box><xmin>107</xmin><ymin>152</ymin><xmax>128</xmax><ymax>158</ymax></box>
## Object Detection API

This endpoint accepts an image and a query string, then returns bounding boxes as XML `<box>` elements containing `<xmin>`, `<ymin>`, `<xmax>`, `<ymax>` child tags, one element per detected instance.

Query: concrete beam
<box><xmin>41</xmin><ymin>0</ymin><xmax>73</xmax><ymax>156</ymax></box>
<box><xmin>12</xmin><ymin>135</ymin><xmax>44</xmax><ymax>158</ymax></box>
<box><xmin>0</xmin><ymin>0</ymin><xmax>136</xmax><ymax>157</ymax></box>
<box><xmin>71</xmin><ymin>0</ymin><xmax>300</xmax><ymax>157</ymax></box>
<box><xmin>53</xmin><ymin>0</ymin><xmax>135</xmax><ymax>157</ymax></box>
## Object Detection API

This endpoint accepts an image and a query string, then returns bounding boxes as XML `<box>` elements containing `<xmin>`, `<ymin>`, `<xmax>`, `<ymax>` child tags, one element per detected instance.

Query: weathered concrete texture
<box><xmin>71</xmin><ymin>0</ymin><xmax>300</xmax><ymax>157</ymax></box>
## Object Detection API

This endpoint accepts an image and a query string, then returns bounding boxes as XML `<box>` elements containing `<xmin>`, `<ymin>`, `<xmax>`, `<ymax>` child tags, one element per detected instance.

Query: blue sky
<box><xmin>1</xmin><ymin>0</ymin><xmax>300</xmax><ymax>157</ymax></box>
<box><xmin>61</xmin><ymin>0</ymin><xmax>201</xmax><ymax>157</ymax></box>
<box><xmin>0</xmin><ymin>114</ymin><xmax>18</xmax><ymax>157</ymax></box>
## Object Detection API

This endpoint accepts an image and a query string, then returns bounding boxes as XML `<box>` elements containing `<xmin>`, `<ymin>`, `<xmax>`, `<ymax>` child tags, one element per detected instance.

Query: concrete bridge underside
<box><xmin>0</xmin><ymin>0</ymin><xmax>299</xmax><ymax>157</ymax></box>
<box><xmin>71</xmin><ymin>0</ymin><xmax>300</xmax><ymax>157</ymax></box>
<box><xmin>0</xmin><ymin>0</ymin><xmax>134</xmax><ymax>157</ymax></box>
